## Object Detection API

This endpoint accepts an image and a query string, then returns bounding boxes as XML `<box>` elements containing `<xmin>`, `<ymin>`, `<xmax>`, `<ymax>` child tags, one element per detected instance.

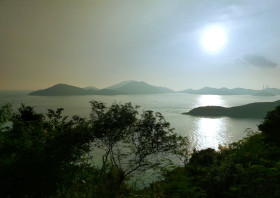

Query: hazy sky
<box><xmin>1</xmin><ymin>0</ymin><xmax>280</xmax><ymax>90</ymax></box>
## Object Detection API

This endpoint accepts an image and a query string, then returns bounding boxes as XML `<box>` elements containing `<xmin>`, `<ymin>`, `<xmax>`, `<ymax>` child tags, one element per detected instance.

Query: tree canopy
<box><xmin>1</xmin><ymin>102</ymin><xmax>279</xmax><ymax>197</ymax></box>
<box><xmin>0</xmin><ymin>102</ymin><xmax>188</xmax><ymax>197</ymax></box>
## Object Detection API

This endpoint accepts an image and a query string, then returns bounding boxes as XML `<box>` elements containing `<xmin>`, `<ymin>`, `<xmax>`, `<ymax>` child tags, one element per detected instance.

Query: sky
<box><xmin>1</xmin><ymin>0</ymin><xmax>280</xmax><ymax>91</ymax></box>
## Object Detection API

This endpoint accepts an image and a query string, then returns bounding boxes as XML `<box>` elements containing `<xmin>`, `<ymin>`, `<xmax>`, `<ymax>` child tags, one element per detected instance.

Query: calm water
<box><xmin>1</xmin><ymin>93</ymin><xmax>279</xmax><ymax>150</ymax></box>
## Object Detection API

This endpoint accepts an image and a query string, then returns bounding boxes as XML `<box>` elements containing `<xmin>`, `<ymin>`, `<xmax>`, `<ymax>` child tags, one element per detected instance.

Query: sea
<box><xmin>1</xmin><ymin>92</ymin><xmax>279</xmax><ymax>151</ymax></box>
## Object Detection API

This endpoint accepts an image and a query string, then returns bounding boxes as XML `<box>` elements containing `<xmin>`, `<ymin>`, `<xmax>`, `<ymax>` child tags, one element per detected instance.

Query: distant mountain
<box><xmin>184</xmin><ymin>100</ymin><xmax>280</xmax><ymax>118</ymax></box>
<box><xmin>29</xmin><ymin>83</ymin><xmax>279</xmax><ymax>96</ymax></box>
<box><xmin>29</xmin><ymin>84</ymin><xmax>123</xmax><ymax>96</ymax></box>
<box><xmin>84</xmin><ymin>86</ymin><xmax>99</xmax><ymax>91</ymax></box>
<box><xmin>179</xmin><ymin>87</ymin><xmax>257</xmax><ymax>95</ymax></box>
<box><xmin>179</xmin><ymin>87</ymin><xmax>280</xmax><ymax>96</ymax></box>
<box><xmin>264</xmin><ymin>88</ymin><xmax>280</xmax><ymax>95</ymax></box>
<box><xmin>154</xmin><ymin>86</ymin><xmax>175</xmax><ymax>93</ymax></box>
<box><xmin>94</xmin><ymin>89</ymin><xmax>123</xmax><ymax>95</ymax></box>
<box><xmin>112</xmin><ymin>81</ymin><xmax>174</xmax><ymax>94</ymax></box>
<box><xmin>252</xmin><ymin>91</ymin><xmax>276</xmax><ymax>96</ymax></box>
<box><xmin>29</xmin><ymin>84</ymin><xmax>90</xmax><ymax>96</ymax></box>
<box><xmin>105</xmin><ymin>80</ymin><xmax>136</xmax><ymax>90</ymax></box>
<box><xmin>29</xmin><ymin>81</ymin><xmax>174</xmax><ymax>96</ymax></box>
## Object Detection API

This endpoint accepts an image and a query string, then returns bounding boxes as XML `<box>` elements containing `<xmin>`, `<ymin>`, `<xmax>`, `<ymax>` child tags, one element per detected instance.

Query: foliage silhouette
<box><xmin>0</xmin><ymin>102</ymin><xmax>187</xmax><ymax>197</ymax></box>
<box><xmin>1</xmin><ymin>103</ymin><xmax>280</xmax><ymax>197</ymax></box>
<box><xmin>142</xmin><ymin>105</ymin><xmax>280</xmax><ymax>198</ymax></box>
<box><xmin>89</xmin><ymin>101</ymin><xmax>188</xmax><ymax>195</ymax></box>
<box><xmin>258</xmin><ymin>105</ymin><xmax>280</xmax><ymax>144</ymax></box>
<box><xmin>0</xmin><ymin>104</ymin><xmax>92</xmax><ymax>197</ymax></box>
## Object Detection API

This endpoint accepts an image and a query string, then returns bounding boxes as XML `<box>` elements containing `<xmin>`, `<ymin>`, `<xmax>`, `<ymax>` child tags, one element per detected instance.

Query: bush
<box><xmin>0</xmin><ymin>104</ymin><xmax>92</xmax><ymax>197</ymax></box>
<box><xmin>258</xmin><ymin>105</ymin><xmax>280</xmax><ymax>144</ymax></box>
<box><xmin>0</xmin><ymin>102</ymin><xmax>187</xmax><ymax>197</ymax></box>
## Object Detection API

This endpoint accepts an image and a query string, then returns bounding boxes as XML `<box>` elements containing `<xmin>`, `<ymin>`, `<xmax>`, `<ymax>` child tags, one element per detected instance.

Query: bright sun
<box><xmin>201</xmin><ymin>26</ymin><xmax>226</xmax><ymax>52</ymax></box>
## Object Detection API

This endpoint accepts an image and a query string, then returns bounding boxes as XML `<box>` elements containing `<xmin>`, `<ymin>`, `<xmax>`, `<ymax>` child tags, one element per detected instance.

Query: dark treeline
<box><xmin>0</xmin><ymin>101</ymin><xmax>187</xmax><ymax>198</ymax></box>
<box><xmin>0</xmin><ymin>102</ymin><xmax>280</xmax><ymax>197</ymax></box>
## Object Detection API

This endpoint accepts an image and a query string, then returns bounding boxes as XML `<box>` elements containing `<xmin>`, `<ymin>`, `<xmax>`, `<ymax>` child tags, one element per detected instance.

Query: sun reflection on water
<box><xmin>198</xmin><ymin>95</ymin><xmax>224</xmax><ymax>106</ymax></box>
<box><xmin>187</xmin><ymin>95</ymin><xmax>228</xmax><ymax>150</ymax></box>
<box><xmin>194</xmin><ymin>118</ymin><xmax>227</xmax><ymax>150</ymax></box>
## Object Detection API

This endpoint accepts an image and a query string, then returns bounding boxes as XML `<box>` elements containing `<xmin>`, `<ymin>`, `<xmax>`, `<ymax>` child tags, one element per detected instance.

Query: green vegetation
<box><xmin>146</xmin><ymin>106</ymin><xmax>280</xmax><ymax>197</ymax></box>
<box><xmin>0</xmin><ymin>101</ymin><xmax>187</xmax><ymax>197</ymax></box>
<box><xmin>0</xmin><ymin>102</ymin><xmax>280</xmax><ymax>197</ymax></box>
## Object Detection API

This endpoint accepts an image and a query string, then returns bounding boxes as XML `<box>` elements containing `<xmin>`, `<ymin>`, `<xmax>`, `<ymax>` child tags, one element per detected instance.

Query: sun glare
<box><xmin>201</xmin><ymin>26</ymin><xmax>226</xmax><ymax>52</ymax></box>
<box><xmin>198</xmin><ymin>95</ymin><xmax>224</xmax><ymax>106</ymax></box>
<box><xmin>196</xmin><ymin>118</ymin><xmax>226</xmax><ymax>150</ymax></box>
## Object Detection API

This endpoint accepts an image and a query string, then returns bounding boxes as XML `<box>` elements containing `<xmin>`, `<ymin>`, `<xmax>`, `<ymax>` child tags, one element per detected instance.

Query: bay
<box><xmin>1</xmin><ymin>92</ymin><xmax>280</xmax><ymax>150</ymax></box>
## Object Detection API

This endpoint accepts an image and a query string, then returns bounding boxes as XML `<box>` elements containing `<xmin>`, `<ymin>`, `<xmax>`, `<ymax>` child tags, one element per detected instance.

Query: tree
<box><xmin>0</xmin><ymin>104</ymin><xmax>92</xmax><ymax>197</ymax></box>
<box><xmin>258</xmin><ymin>105</ymin><xmax>280</xmax><ymax>143</ymax></box>
<box><xmin>0</xmin><ymin>102</ymin><xmax>188</xmax><ymax>197</ymax></box>
<box><xmin>0</xmin><ymin>103</ymin><xmax>12</xmax><ymax>128</ymax></box>
<box><xmin>89</xmin><ymin>101</ymin><xmax>188</xmax><ymax>193</ymax></box>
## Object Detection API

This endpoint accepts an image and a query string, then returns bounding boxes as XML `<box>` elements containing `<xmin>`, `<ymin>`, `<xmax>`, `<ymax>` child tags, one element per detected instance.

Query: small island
<box><xmin>184</xmin><ymin>100</ymin><xmax>280</xmax><ymax>118</ymax></box>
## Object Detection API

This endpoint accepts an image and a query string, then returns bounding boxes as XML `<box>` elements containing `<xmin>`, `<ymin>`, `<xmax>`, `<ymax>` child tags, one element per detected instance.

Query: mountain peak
<box><xmin>108</xmin><ymin>80</ymin><xmax>174</xmax><ymax>94</ymax></box>
<box><xmin>29</xmin><ymin>83</ymin><xmax>87</xmax><ymax>96</ymax></box>
<box><xmin>105</xmin><ymin>80</ymin><xmax>136</xmax><ymax>89</ymax></box>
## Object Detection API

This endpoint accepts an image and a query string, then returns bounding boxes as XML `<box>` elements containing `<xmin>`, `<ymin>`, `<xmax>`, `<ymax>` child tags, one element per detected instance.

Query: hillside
<box><xmin>252</xmin><ymin>90</ymin><xmax>276</xmax><ymax>96</ymax></box>
<box><xmin>179</xmin><ymin>87</ymin><xmax>259</xmax><ymax>95</ymax></box>
<box><xmin>84</xmin><ymin>86</ymin><xmax>99</xmax><ymax>91</ymax></box>
<box><xmin>265</xmin><ymin>88</ymin><xmax>280</xmax><ymax>95</ymax></box>
<box><xmin>28</xmin><ymin>83</ymin><xmax>279</xmax><ymax>96</ymax></box>
<box><xmin>112</xmin><ymin>81</ymin><xmax>173</xmax><ymax>94</ymax></box>
<box><xmin>185</xmin><ymin>100</ymin><xmax>280</xmax><ymax>118</ymax></box>
<box><xmin>29</xmin><ymin>81</ymin><xmax>174</xmax><ymax>96</ymax></box>
<box><xmin>179</xmin><ymin>87</ymin><xmax>280</xmax><ymax>96</ymax></box>
<box><xmin>105</xmin><ymin>80</ymin><xmax>136</xmax><ymax>89</ymax></box>
<box><xmin>29</xmin><ymin>84</ymin><xmax>90</xmax><ymax>96</ymax></box>
<box><xmin>29</xmin><ymin>84</ymin><xmax>122</xmax><ymax>96</ymax></box>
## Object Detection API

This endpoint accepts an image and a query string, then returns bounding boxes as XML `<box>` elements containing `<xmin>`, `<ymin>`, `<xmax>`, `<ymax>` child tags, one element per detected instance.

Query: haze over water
<box><xmin>1</xmin><ymin>93</ymin><xmax>279</xmax><ymax>150</ymax></box>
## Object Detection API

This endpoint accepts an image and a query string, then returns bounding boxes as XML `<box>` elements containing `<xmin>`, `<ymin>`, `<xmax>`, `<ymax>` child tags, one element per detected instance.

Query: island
<box><xmin>184</xmin><ymin>100</ymin><xmax>280</xmax><ymax>118</ymax></box>
<box><xmin>29</xmin><ymin>81</ymin><xmax>174</xmax><ymax>96</ymax></box>
<box><xmin>179</xmin><ymin>87</ymin><xmax>280</xmax><ymax>96</ymax></box>
<box><xmin>29</xmin><ymin>82</ymin><xmax>280</xmax><ymax>96</ymax></box>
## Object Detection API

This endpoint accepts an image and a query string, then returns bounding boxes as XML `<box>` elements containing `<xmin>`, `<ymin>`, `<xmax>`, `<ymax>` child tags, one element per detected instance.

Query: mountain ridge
<box><xmin>29</xmin><ymin>81</ymin><xmax>174</xmax><ymax>96</ymax></box>
<box><xmin>179</xmin><ymin>87</ymin><xmax>279</xmax><ymax>96</ymax></box>
<box><xmin>28</xmin><ymin>82</ymin><xmax>280</xmax><ymax>96</ymax></box>
<box><xmin>29</xmin><ymin>84</ymin><xmax>89</xmax><ymax>96</ymax></box>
